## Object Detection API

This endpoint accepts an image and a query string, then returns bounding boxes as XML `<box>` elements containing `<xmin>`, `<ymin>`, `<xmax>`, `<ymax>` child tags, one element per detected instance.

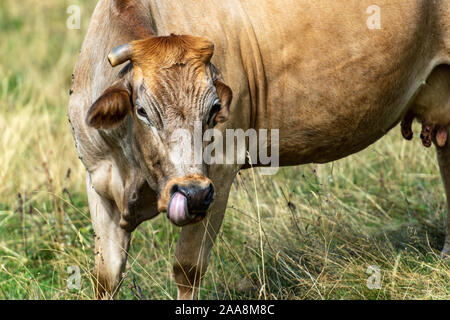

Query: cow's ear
<box><xmin>213</xmin><ymin>80</ymin><xmax>233</xmax><ymax>123</ymax></box>
<box><xmin>86</xmin><ymin>80</ymin><xmax>132</xmax><ymax>129</ymax></box>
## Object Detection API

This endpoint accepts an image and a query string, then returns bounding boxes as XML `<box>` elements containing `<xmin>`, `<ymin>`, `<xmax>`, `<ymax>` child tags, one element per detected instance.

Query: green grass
<box><xmin>0</xmin><ymin>0</ymin><xmax>449</xmax><ymax>300</ymax></box>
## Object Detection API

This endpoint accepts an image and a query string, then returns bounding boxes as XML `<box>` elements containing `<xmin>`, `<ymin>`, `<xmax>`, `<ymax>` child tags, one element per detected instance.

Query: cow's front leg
<box><xmin>86</xmin><ymin>175</ymin><xmax>131</xmax><ymax>299</ymax></box>
<box><xmin>173</xmin><ymin>179</ymin><xmax>232</xmax><ymax>300</ymax></box>
<box><xmin>436</xmin><ymin>136</ymin><xmax>450</xmax><ymax>258</ymax></box>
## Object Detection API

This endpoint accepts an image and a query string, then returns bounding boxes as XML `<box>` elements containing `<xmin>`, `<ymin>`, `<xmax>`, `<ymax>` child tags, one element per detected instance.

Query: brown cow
<box><xmin>68</xmin><ymin>0</ymin><xmax>450</xmax><ymax>299</ymax></box>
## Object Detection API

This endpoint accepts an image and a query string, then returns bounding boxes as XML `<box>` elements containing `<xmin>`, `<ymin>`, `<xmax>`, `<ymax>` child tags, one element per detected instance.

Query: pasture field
<box><xmin>0</xmin><ymin>0</ymin><xmax>449</xmax><ymax>300</ymax></box>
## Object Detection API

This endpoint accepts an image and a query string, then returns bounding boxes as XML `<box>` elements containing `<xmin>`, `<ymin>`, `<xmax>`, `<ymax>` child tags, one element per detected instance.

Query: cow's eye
<box><xmin>136</xmin><ymin>107</ymin><xmax>151</xmax><ymax>125</ymax></box>
<box><xmin>137</xmin><ymin>107</ymin><xmax>148</xmax><ymax>118</ymax></box>
<box><xmin>207</xmin><ymin>101</ymin><xmax>221</xmax><ymax>126</ymax></box>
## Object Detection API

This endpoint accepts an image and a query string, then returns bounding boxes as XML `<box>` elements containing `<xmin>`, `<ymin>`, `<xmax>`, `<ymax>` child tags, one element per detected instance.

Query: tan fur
<box><xmin>86</xmin><ymin>81</ymin><xmax>132</xmax><ymax>129</ymax></box>
<box><xmin>111</xmin><ymin>0</ymin><xmax>154</xmax><ymax>39</ymax></box>
<box><xmin>412</xmin><ymin>65</ymin><xmax>450</xmax><ymax>125</ymax></box>
<box><xmin>213</xmin><ymin>80</ymin><xmax>233</xmax><ymax>123</ymax></box>
<box><xmin>68</xmin><ymin>0</ymin><xmax>450</xmax><ymax>299</ymax></box>
<box><xmin>132</xmin><ymin>35</ymin><xmax>214</xmax><ymax>70</ymax></box>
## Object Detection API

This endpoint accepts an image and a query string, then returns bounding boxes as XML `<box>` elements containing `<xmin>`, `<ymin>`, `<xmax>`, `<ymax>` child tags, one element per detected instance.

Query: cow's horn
<box><xmin>108</xmin><ymin>44</ymin><xmax>133</xmax><ymax>67</ymax></box>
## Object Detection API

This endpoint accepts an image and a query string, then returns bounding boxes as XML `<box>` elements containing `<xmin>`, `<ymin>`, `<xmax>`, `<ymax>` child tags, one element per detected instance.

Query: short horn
<box><xmin>108</xmin><ymin>44</ymin><xmax>133</xmax><ymax>67</ymax></box>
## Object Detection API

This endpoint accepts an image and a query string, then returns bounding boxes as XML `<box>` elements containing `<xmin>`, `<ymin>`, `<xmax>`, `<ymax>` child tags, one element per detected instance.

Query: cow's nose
<box><xmin>177</xmin><ymin>183</ymin><xmax>215</xmax><ymax>214</ymax></box>
<box><xmin>164</xmin><ymin>176</ymin><xmax>215</xmax><ymax>226</ymax></box>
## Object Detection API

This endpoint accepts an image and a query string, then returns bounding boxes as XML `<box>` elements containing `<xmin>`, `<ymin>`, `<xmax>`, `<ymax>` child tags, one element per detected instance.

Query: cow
<box><xmin>68</xmin><ymin>0</ymin><xmax>450</xmax><ymax>299</ymax></box>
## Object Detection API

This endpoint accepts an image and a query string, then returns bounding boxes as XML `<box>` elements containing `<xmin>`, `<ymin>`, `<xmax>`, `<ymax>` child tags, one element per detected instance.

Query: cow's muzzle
<box><xmin>159</xmin><ymin>175</ymin><xmax>214</xmax><ymax>226</ymax></box>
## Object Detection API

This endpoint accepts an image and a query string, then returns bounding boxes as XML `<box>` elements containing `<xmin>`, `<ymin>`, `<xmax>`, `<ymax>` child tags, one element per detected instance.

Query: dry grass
<box><xmin>0</xmin><ymin>0</ymin><xmax>448</xmax><ymax>300</ymax></box>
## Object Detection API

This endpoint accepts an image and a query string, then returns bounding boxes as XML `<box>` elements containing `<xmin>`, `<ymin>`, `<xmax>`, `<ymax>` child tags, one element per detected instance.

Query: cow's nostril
<box><xmin>204</xmin><ymin>183</ymin><xmax>214</xmax><ymax>205</ymax></box>
<box><xmin>176</xmin><ymin>183</ymin><xmax>215</xmax><ymax>214</ymax></box>
<box><xmin>169</xmin><ymin>184</ymin><xmax>180</xmax><ymax>197</ymax></box>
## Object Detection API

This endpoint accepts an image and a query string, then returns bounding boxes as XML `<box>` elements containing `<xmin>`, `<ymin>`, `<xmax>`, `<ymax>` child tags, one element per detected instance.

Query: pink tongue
<box><xmin>168</xmin><ymin>192</ymin><xmax>188</xmax><ymax>225</ymax></box>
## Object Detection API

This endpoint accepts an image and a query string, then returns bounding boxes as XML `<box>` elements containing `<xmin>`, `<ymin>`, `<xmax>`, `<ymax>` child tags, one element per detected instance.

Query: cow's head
<box><xmin>86</xmin><ymin>35</ymin><xmax>232</xmax><ymax>226</ymax></box>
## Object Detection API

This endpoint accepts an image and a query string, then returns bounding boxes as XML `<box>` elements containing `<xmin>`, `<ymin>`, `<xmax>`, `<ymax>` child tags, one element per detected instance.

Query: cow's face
<box><xmin>86</xmin><ymin>35</ymin><xmax>232</xmax><ymax>226</ymax></box>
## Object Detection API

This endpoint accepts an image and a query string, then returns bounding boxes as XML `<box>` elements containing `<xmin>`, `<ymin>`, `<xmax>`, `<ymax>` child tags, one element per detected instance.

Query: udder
<box><xmin>400</xmin><ymin>65</ymin><xmax>450</xmax><ymax>148</ymax></box>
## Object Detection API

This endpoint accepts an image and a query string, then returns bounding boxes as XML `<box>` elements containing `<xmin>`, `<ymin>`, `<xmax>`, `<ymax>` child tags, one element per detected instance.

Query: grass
<box><xmin>0</xmin><ymin>0</ymin><xmax>449</xmax><ymax>300</ymax></box>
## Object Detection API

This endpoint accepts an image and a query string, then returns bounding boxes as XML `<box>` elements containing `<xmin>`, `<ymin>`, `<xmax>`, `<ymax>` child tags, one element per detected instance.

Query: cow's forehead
<box><xmin>131</xmin><ymin>59</ymin><xmax>213</xmax><ymax>102</ymax></box>
<box><xmin>131</xmin><ymin>35</ymin><xmax>214</xmax><ymax>72</ymax></box>
<box><xmin>127</xmin><ymin>36</ymin><xmax>216</xmax><ymax>106</ymax></box>
<box><xmin>131</xmin><ymin>65</ymin><xmax>216</xmax><ymax>120</ymax></box>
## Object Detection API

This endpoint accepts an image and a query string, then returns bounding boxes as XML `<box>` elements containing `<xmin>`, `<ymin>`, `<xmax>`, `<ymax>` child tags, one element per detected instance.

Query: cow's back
<box><xmin>140</xmin><ymin>0</ymin><xmax>448</xmax><ymax>164</ymax></box>
<box><xmin>69</xmin><ymin>0</ymin><xmax>449</xmax><ymax>168</ymax></box>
